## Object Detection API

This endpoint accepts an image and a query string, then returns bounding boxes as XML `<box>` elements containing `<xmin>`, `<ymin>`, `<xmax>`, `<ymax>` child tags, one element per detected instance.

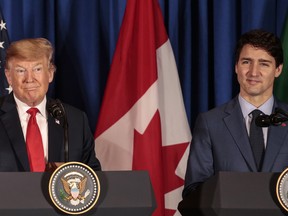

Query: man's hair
<box><xmin>235</xmin><ymin>29</ymin><xmax>283</xmax><ymax>67</ymax></box>
<box><xmin>5</xmin><ymin>38</ymin><xmax>55</xmax><ymax>70</ymax></box>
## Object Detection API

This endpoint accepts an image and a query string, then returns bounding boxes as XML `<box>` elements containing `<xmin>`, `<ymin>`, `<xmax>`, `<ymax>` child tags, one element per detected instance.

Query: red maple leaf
<box><xmin>163</xmin><ymin>142</ymin><xmax>189</xmax><ymax>216</ymax></box>
<box><xmin>133</xmin><ymin>110</ymin><xmax>189</xmax><ymax>216</ymax></box>
<box><xmin>163</xmin><ymin>142</ymin><xmax>189</xmax><ymax>193</ymax></box>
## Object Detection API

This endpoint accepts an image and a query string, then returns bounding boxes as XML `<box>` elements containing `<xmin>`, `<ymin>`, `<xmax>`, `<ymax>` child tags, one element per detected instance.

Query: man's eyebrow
<box><xmin>239</xmin><ymin>57</ymin><xmax>252</xmax><ymax>61</ymax></box>
<box><xmin>258</xmin><ymin>58</ymin><xmax>272</xmax><ymax>63</ymax></box>
<box><xmin>14</xmin><ymin>63</ymin><xmax>43</xmax><ymax>68</ymax></box>
<box><xmin>239</xmin><ymin>57</ymin><xmax>272</xmax><ymax>63</ymax></box>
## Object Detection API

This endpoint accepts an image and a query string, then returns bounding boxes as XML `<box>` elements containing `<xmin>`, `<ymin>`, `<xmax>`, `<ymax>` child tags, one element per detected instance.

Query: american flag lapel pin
<box><xmin>55</xmin><ymin>119</ymin><xmax>60</xmax><ymax>125</ymax></box>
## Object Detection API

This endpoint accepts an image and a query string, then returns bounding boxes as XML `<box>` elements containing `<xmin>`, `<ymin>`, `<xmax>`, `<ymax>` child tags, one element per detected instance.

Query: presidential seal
<box><xmin>49</xmin><ymin>162</ymin><xmax>100</xmax><ymax>215</ymax></box>
<box><xmin>276</xmin><ymin>168</ymin><xmax>288</xmax><ymax>212</ymax></box>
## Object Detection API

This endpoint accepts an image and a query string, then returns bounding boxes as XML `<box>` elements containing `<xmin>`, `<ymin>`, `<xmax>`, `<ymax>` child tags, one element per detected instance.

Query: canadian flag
<box><xmin>94</xmin><ymin>0</ymin><xmax>191</xmax><ymax>215</ymax></box>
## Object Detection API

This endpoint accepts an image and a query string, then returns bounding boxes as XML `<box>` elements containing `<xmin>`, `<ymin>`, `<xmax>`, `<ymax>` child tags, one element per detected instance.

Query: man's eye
<box><xmin>260</xmin><ymin>63</ymin><xmax>269</xmax><ymax>67</ymax></box>
<box><xmin>16</xmin><ymin>69</ymin><xmax>26</xmax><ymax>74</ymax></box>
<box><xmin>33</xmin><ymin>67</ymin><xmax>43</xmax><ymax>73</ymax></box>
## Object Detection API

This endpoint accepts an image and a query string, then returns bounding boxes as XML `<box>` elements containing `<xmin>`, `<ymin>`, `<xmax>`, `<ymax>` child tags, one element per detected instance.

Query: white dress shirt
<box><xmin>14</xmin><ymin>95</ymin><xmax>49</xmax><ymax>161</ymax></box>
<box><xmin>238</xmin><ymin>95</ymin><xmax>274</xmax><ymax>148</ymax></box>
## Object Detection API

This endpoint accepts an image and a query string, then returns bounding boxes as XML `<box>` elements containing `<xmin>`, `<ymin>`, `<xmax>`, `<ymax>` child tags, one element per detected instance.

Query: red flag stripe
<box><xmin>95</xmin><ymin>0</ymin><xmax>167</xmax><ymax>137</ymax></box>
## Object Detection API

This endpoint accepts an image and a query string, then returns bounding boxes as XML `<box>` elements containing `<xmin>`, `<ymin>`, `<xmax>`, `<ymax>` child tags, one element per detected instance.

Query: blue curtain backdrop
<box><xmin>0</xmin><ymin>0</ymin><xmax>288</xmax><ymax>131</ymax></box>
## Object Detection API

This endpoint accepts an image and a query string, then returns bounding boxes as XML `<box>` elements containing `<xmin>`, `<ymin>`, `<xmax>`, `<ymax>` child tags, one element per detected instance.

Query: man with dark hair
<box><xmin>182</xmin><ymin>29</ymin><xmax>288</xmax><ymax>197</ymax></box>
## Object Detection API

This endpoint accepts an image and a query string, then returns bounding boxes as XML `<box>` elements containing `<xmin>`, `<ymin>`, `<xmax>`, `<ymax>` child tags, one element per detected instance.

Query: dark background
<box><xmin>1</xmin><ymin>0</ymin><xmax>288</xmax><ymax>132</ymax></box>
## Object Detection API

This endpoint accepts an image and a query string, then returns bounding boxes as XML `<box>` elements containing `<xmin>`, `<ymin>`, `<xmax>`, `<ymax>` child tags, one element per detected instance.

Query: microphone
<box><xmin>48</xmin><ymin>99</ymin><xmax>65</xmax><ymax>120</ymax></box>
<box><xmin>255</xmin><ymin>114</ymin><xmax>271</xmax><ymax>127</ymax></box>
<box><xmin>255</xmin><ymin>108</ymin><xmax>288</xmax><ymax>127</ymax></box>
<box><xmin>48</xmin><ymin>99</ymin><xmax>69</xmax><ymax>162</ymax></box>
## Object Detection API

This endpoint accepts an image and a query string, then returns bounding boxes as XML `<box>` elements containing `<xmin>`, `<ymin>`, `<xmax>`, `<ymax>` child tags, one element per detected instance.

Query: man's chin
<box><xmin>24</xmin><ymin>96</ymin><xmax>43</xmax><ymax>107</ymax></box>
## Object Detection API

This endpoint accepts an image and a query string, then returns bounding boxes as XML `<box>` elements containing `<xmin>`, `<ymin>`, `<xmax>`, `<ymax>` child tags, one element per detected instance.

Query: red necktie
<box><xmin>26</xmin><ymin>108</ymin><xmax>45</xmax><ymax>172</ymax></box>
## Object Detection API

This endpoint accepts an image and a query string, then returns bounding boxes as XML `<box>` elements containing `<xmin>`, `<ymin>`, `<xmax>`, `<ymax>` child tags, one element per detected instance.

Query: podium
<box><xmin>178</xmin><ymin>172</ymin><xmax>288</xmax><ymax>216</ymax></box>
<box><xmin>0</xmin><ymin>171</ymin><xmax>156</xmax><ymax>216</ymax></box>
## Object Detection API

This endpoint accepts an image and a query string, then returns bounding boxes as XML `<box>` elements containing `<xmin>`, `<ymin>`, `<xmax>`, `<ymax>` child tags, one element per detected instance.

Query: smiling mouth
<box><xmin>247</xmin><ymin>79</ymin><xmax>261</xmax><ymax>84</ymax></box>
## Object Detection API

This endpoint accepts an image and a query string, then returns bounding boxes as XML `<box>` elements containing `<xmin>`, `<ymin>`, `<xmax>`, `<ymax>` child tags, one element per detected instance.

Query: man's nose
<box><xmin>25</xmin><ymin>69</ymin><xmax>35</xmax><ymax>82</ymax></box>
<box><xmin>250</xmin><ymin>63</ymin><xmax>259</xmax><ymax>76</ymax></box>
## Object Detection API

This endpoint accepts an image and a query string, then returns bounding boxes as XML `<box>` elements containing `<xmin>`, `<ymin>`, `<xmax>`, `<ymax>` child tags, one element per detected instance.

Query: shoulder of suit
<box><xmin>203</xmin><ymin>97</ymin><xmax>237</xmax><ymax>115</ymax></box>
<box><xmin>61</xmin><ymin>102</ymin><xmax>84</xmax><ymax>114</ymax></box>
<box><xmin>274</xmin><ymin>98</ymin><xmax>288</xmax><ymax>111</ymax></box>
<box><xmin>0</xmin><ymin>96</ymin><xmax>4</xmax><ymax>107</ymax></box>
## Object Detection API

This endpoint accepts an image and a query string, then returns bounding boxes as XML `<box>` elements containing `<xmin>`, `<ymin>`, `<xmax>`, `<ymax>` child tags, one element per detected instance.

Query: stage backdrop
<box><xmin>0</xmin><ymin>0</ymin><xmax>287</xmax><ymax>131</ymax></box>
<box><xmin>1</xmin><ymin>0</ymin><xmax>288</xmax><ymax>216</ymax></box>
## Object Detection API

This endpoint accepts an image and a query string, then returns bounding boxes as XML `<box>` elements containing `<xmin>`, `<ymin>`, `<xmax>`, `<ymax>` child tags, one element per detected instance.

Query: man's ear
<box><xmin>235</xmin><ymin>64</ymin><xmax>238</xmax><ymax>74</ymax></box>
<box><xmin>275</xmin><ymin>64</ymin><xmax>283</xmax><ymax>78</ymax></box>
<box><xmin>48</xmin><ymin>65</ymin><xmax>55</xmax><ymax>83</ymax></box>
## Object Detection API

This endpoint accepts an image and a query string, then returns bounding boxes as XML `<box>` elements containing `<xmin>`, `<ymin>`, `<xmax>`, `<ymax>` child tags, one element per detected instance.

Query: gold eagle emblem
<box><xmin>60</xmin><ymin>174</ymin><xmax>90</xmax><ymax>206</ymax></box>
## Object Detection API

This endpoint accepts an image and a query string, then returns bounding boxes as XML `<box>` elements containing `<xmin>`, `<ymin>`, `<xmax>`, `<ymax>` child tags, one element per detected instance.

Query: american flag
<box><xmin>0</xmin><ymin>8</ymin><xmax>10</xmax><ymax>96</ymax></box>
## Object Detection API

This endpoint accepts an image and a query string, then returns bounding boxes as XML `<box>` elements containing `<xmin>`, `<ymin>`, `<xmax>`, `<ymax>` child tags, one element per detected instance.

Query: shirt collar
<box><xmin>238</xmin><ymin>94</ymin><xmax>274</xmax><ymax>118</ymax></box>
<box><xmin>13</xmin><ymin>95</ymin><xmax>47</xmax><ymax>119</ymax></box>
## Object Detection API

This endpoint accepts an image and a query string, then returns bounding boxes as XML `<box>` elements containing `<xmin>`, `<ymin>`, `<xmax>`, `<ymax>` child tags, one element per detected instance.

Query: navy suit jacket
<box><xmin>183</xmin><ymin>96</ymin><xmax>288</xmax><ymax>197</ymax></box>
<box><xmin>0</xmin><ymin>93</ymin><xmax>101</xmax><ymax>172</ymax></box>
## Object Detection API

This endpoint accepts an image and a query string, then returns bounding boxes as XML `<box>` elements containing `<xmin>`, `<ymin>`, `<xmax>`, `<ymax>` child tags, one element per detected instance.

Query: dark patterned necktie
<box><xmin>249</xmin><ymin>109</ymin><xmax>265</xmax><ymax>171</ymax></box>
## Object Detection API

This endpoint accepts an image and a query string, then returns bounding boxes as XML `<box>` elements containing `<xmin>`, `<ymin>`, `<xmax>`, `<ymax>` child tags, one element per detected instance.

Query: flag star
<box><xmin>0</xmin><ymin>20</ymin><xmax>6</xmax><ymax>30</ymax></box>
<box><xmin>0</xmin><ymin>41</ymin><xmax>4</xmax><ymax>49</ymax></box>
<box><xmin>6</xmin><ymin>85</ymin><xmax>12</xmax><ymax>93</ymax></box>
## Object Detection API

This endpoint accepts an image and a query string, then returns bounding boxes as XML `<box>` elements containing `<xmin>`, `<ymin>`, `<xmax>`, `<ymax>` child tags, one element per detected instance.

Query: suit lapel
<box><xmin>0</xmin><ymin>94</ymin><xmax>30</xmax><ymax>171</ymax></box>
<box><xmin>261</xmin><ymin>124</ymin><xmax>288</xmax><ymax>171</ymax></box>
<box><xmin>223</xmin><ymin>98</ymin><xmax>258</xmax><ymax>171</ymax></box>
<box><xmin>261</xmin><ymin>100</ymin><xmax>288</xmax><ymax>172</ymax></box>
<box><xmin>47</xmin><ymin>110</ymin><xmax>65</xmax><ymax>162</ymax></box>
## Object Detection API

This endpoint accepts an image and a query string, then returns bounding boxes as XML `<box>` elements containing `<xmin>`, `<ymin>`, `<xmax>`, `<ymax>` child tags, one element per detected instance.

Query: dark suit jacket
<box><xmin>0</xmin><ymin>93</ymin><xmax>101</xmax><ymax>172</ymax></box>
<box><xmin>183</xmin><ymin>96</ymin><xmax>288</xmax><ymax>197</ymax></box>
